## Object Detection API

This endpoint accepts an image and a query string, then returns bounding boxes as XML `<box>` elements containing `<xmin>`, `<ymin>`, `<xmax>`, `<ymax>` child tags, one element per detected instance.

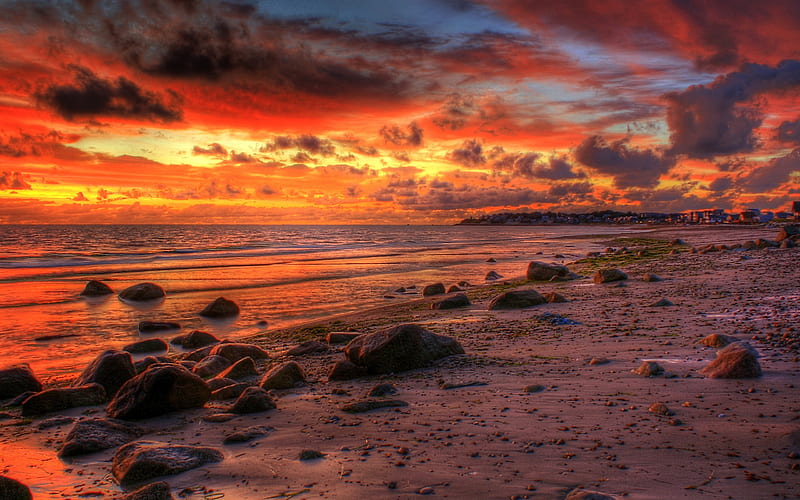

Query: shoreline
<box><xmin>1</xmin><ymin>224</ymin><xmax>798</xmax><ymax>499</ymax></box>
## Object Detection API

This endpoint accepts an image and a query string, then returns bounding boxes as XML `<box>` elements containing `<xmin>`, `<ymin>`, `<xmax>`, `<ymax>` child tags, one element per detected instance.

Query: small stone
<box><xmin>341</xmin><ymin>399</ymin><xmax>408</xmax><ymax>413</ymax></box>
<box><xmin>299</xmin><ymin>449</ymin><xmax>325</xmax><ymax>460</ymax></box>
<box><xmin>648</xmin><ymin>402</ymin><xmax>673</xmax><ymax>416</ymax></box>
<box><xmin>368</xmin><ymin>383</ymin><xmax>398</xmax><ymax>397</ymax></box>
<box><xmin>199</xmin><ymin>297</ymin><xmax>239</xmax><ymax>318</ymax></box>
<box><xmin>80</xmin><ymin>280</ymin><xmax>114</xmax><ymax>297</ymax></box>
<box><xmin>118</xmin><ymin>283</ymin><xmax>165</xmax><ymax>302</ymax></box>
<box><xmin>523</xmin><ymin>384</ymin><xmax>545</xmax><ymax>393</ymax></box>
<box><xmin>651</xmin><ymin>298</ymin><xmax>674</xmax><ymax>307</ymax></box>
<box><xmin>633</xmin><ymin>361</ymin><xmax>664</xmax><ymax>377</ymax></box>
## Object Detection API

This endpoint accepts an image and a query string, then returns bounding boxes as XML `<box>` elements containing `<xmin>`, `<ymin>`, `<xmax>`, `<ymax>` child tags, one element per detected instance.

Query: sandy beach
<box><xmin>1</xmin><ymin>225</ymin><xmax>798</xmax><ymax>499</ymax></box>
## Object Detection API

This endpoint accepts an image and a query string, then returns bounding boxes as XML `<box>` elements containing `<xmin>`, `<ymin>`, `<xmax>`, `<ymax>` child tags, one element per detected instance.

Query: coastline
<box><xmin>1</xmin><ymin>224</ymin><xmax>798</xmax><ymax>499</ymax></box>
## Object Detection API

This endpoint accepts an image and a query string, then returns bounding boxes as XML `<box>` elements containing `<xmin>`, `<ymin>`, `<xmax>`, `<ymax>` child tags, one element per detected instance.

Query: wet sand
<box><xmin>1</xmin><ymin>225</ymin><xmax>798</xmax><ymax>499</ymax></box>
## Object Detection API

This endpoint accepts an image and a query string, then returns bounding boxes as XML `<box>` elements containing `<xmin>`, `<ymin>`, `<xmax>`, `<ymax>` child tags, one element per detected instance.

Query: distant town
<box><xmin>457</xmin><ymin>202</ymin><xmax>800</xmax><ymax>225</ymax></box>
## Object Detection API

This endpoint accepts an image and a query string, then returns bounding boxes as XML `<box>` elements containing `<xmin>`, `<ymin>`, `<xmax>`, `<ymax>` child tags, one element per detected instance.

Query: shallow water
<box><xmin>0</xmin><ymin>224</ymin><xmax>640</xmax><ymax>378</ymax></box>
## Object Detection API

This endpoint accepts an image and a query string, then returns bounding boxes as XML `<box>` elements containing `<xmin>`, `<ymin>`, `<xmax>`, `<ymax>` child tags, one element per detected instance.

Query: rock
<box><xmin>526</xmin><ymin>261</ymin><xmax>570</xmax><ymax>281</ymax></box>
<box><xmin>651</xmin><ymin>298</ymin><xmax>674</xmax><ymax>307</ymax></box>
<box><xmin>755</xmin><ymin>238</ymin><xmax>778</xmax><ymax>249</ymax></box>
<box><xmin>642</xmin><ymin>273</ymin><xmax>663</xmax><ymax>282</ymax></box>
<box><xmin>700</xmin><ymin>342</ymin><xmax>761</xmax><ymax>378</ymax></box>
<box><xmin>22</xmin><ymin>384</ymin><xmax>106</xmax><ymax>416</ymax></box>
<box><xmin>138</xmin><ymin>322</ymin><xmax>180</xmax><ymax>334</ymax></box>
<box><xmin>523</xmin><ymin>384</ymin><xmax>545</xmax><ymax>393</ymax></box>
<box><xmin>192</xmin><ymin>355</ymin><xmax>232</xmax><ymax>378</ymax></box>
<box><xmin>80</xmin><ymin>280</ymin><xmax>114</xmax><ymax>297</ymax></box>
<box><xmin>328</xmin><ymin>360</ymin><xmax>368</xmax><ymax>381</ymax></box>
<box><xmin>485</xmin><ymin>270</ymin><xmax>502</xmax><ymax>281</ymax></box>
<box><xmin>0</xmin><ymin>364</ymin><xmax>42</xmax><ymax>400</ymax></box>
<box><xmin>431</xmin><ymin>293</ymin><xmax>471</xmax><ymax>310</ymax></box>
<box><xmin>781</xmin><ymin>239</ymin><xmax>796</xmax><ymax>249</ymax></box>
<box><xmin>670</xmin><ymin>238</ymin><xmax>687</xmax><ymax>246</ymax></box>
<box><xmin>486</xmin><ymin>257</ymin><xmax>496</xmax><ymax>262</ymax></box>
<box><xmin>59</xmin><ymin>417</ymin><xmax>148</xmax><ymax>457</ymax></box>
<box><xmin>210</xmin><ymin>382</ymin><xmax>250</xmax><ymax>401</ymax></box>
<box><xmin>207</xmin><ymin>377</ymin><xmax>236</xmax><ymax>391</ymax></box>
<box><xmin>345</xmin><ymin>324</ymin><xmax>464</xmax><ymax>374</ymax></box>
<box><xmin>37</xmin><ymin>416</ymin><xmax>76</xmax><ymax>429</ymax></box>
<box><xmin>299</xmin><ymin>449</ymin><xmax>325</xmax><ymax>460</ymax></box>
<box><xmin>543</xmin><ymin>292</ymin><xmax>568</xmax><ymax>303</ymax></box>
<box><xmin>199</xmin><ymin>297</ymin><xmax>239</xmax><ymax>318</ymax></box>
<box><xmin>422</xmin><ymin>283</ymin><xmax>446</xmax><ymax>296</ymax></box>
<box><xmin>170</xmin><ymin>330</ymin><xmax>220</xmax><ymax>349</ymax></box>
<box><xmin>446</xmin><ymin>284</ymin><xmax>462</xmax><ymax>293</ymax></box>
<box><xmin>106</xmin><ymin>365</ymin><xmax>210</xmax><ymax>420</ymax></box>
<box><xmin>699</xmin><ymin>333</ymin><xmax>736</xmax><ymax>348</ymax></box>
<box><xmin>183</xmin><ymin>345</ymin><xmax>216</xmax><ymax>362</ymax></box>
<box><xmin>74</xmin><ymin>350</ymin><xmax>136</xmax><ymax>399</ymax></box>
<box><xmin>210</xmin><ymin>343</ymin><xmax>269</xmax><ymax>363</ymax></box>
<box><xmin>119</xmin><ymin>283</ymin><xmax>166</xmax><ymax>302</ymax></box>
<box><xmin>0</xmin><ymin>476</ymin><xmax>32</xmax><ymax>500</ymax></box>
<box><xmin>7</xmin><ymin>391</ymin><xmax>35</xmax><ymax>407</ymax></box>
<box><xmin>123</xmin><ymin>338</ymin><xmax>169</xmax><ymax>354</ymax></box>
<box><xmin>565</xmin><ymin>489</ymin><xmax>618</xmax><ymax>500</ymax></box>
<box><xmin>776</xmin><ymin>225</ymin><xmax>799</xmax><ymax>242</ymax></box>
<box><xmin>487</xmin><ymin>289</ymin><xmax>546</xmax><ymax>310</ymax></box>
<box><xmin>741</xmin><ymin>240</ymin><xmax>758</xmax><ymax>250</ymax></box>
<box><xmin>217</xmin><ymin>357</ymin><xmax>259</xmax><ymax>381</ymax></box>
<box><xmin>112</xmin><ymin>440</ymin><xmax>223</xmax><ymax>487</ymax></box>
<box><xmin>368</xmin><ymin>383</ymin><xmax>398</xmax><ymax>397</ymax></box>
<box><xmin>260</xmin><ymin>361</ymin><xmax>305</xmax><ymax>390</ymax></box>
<box><xmin>203</xmin><ymin>413</ymin><xmax>237</xmax><ymax>423</ymax></box>
<box><xmin>286</xmin><ymin>340</ymin><xmax>328</xmax><ymax>357</ymax></box>
<box><xmin>135</xmin><ymin>356</ymin><xmax>169</xmax><ymax>374</ymax></box>
<box><xmin>633</xmin><ymin>361</ymin><xmax>664</xmax><ymax>377</ymax></box>
<box><xmin>223</xmin><ymin>425</ymin><xmax>273</xmax><ymax>444</ymax></box>
<box><xmin>648</xmin><ymin>402</ymin><xmax>673</xmax><ymax>416</ymax></box>
<box><xmin>342</xmin><ymin>399</ymin><xmax>408</xmax><ymax>413</ymax></box>
<box><xmin>230</xmin><ymin>386</ymin><xmax>276</xmax><ymax>414</ymax></box>
<box><xmin>326</xmin><ymin>332</ymin><xmax>361</xmax><ymax>344</ymax></box>
<box><xmin>118</xmin><ymin>481</ymin><xmax>174</xmax><ymax>500</ymax></box>
<box><xmin>593</xmin><ymin>268</ymin><xmax>628</xmax><ymax>283</ymax></box>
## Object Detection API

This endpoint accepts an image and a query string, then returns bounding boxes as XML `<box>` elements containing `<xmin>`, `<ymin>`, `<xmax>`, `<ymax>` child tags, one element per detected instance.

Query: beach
<box><xmin>1</xmin><ymin>224</ymin><xmax>799</xmax><ymax>499</ymax></box>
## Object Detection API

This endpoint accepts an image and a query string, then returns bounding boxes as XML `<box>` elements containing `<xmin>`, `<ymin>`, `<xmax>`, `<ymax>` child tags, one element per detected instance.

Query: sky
<box><xmin>0</xmin><ymin>0</ymin><xmax>799</xmax><ymax>224</ymax></box>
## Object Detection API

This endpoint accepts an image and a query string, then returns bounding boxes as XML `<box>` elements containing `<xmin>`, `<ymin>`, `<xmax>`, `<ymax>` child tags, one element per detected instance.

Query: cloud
<box><xmin>492</xmin><ymin>151</ymin><xmax>585</xmax><ymax>180</ymax></box>
<box><xmin>574</xmin><ymin>135</ymin><xmax>675</xmax><ymax>188</ymax></box>
<box><xmin>193</xmin><ymin>143</ymin><xmax>228</xmax><ymax>156</ymax></box>
<box><xmin>72</xmin><ymin>192</ymin><xmax>88</xmax><ymax>202</ymax></box>
<box><xmin>448</xmin><ymin>139</ymin><xmax>486</xmax><ymax>167</ymax></box>
<box><xmin>738</xmin><ymin>148</ymin><xmax>800</xmax><ymax>192</ymax></box>
<box><xmin>0</xmin><ymin>130</ymin><xmax>72</xmax><ymax>157</ymax></box>
<box><xmin>35</xmin><ymin>66</ymin><xmax>183</xmax><ymax>122</ymax></box>
<box><xmin>665</xmin><ymin>60</ymin><xmax>800</xmax><ymax>158</ymax></box>
<box><xmin>397</xmin><ymin>184</ymin><xmax>550</xmax><ymax>211</ymax></box>
<box><xmin>379</xmin><ymin>121</ymin><xmax>423</xmax><ymax>146</ymax></box>
<box><xmin>261</xmin><ymin>135</ymin><xmax>336</xmax><ymax>155</ymax></box>
<box><xmin>776</xmin><ymin>119</ymin><xmax>800</xmax><ymax>144</ymax></box>
<box><xmin>0</xmin><ymin>171</ymin><xmax>32</xmax><ymax>190</ymax></box>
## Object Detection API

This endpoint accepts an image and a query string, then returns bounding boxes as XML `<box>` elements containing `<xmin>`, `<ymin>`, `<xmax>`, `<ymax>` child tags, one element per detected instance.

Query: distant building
<box><xmin>793</xmin><ymin>201</ymin><xmax>800</xmax><ymax>220</ymax></box>
<box><xmin>740</xmin><ymin>210</ymin><xmax>758</xmax><ymax>223</ymax></box>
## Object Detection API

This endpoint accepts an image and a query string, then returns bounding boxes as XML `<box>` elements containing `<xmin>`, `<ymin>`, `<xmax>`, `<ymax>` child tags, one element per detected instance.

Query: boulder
<box><xmin>699</xmin><ymin>333</ymin><xmax>736</xmax><ymax>348</ymax></box>
<box><xmin>0</xmin><ymin>364</ymin><xmax>41</xmax><ymax>400</ymax></box>
<box><xmin>565</xmin><ymin>489</ymin><xmax>618</xmax><ymax>500</ymax></box>
<box><xmin>106</xmin><ymin>365</ymin><xmax>210</xmax><ymax>420</ymax></box>
<box><xmin>59</xmin><ymin>417</ymin><xmax>148</xmax><ymax>457</ymax></box>
<box><xmin>526</xmin><ymin>261</ymin><xmax>570</xmax><ymax>281</ymax></box>
<box><xmin>199</xmin><ymin>297</ymin><xmax>239</xmax><ymax>319</ymax></box>
<box><xmin>118</xmin><ymin>481</ymin><xmax>174</xmax><ymax>500</ymax></box>
<box><xmin>217</xmin><ymin>357</ymin><xmax>259</xmax><ymax>381</ymax></box>
<box><xmin>285</xmin><ymin>340</ymin><xmax>328</xmax><ymax>357</ymax></box>
<box><xmin>700</xmin><ymin>342</ymin><xmax>761</xmax><ymax>378</ymax></box>
<box><xmin>207</xmin><ymin>377</ymin><xmax>236</xmax><ymax>391</ymax></box>
<box><xmin>223</xmin><ymin>425</ymin><xmax>273</xmax><ymax>445</ymax></box>
<box><xmin>260</xmin><ymin>361</ymin><xmax>305</xmax><ymax>390</ymax></box>
<box><xmin>209</xmin><ymin>343</ymin><xmax>269</xmax><ymax>363</ymax></box>
<box><xmin>593</xmin><ymin>268</ymin><xmax>628</xmax><ymax>284</ymax></box>
<box><xmin>230</xmin><ymin>386</ymin><xmax>276</xmax><ymax>414</ymax></box>
<box><xmin>633</xmin><ymin>361</ymin><xmax>664</xmax><ymax>377</ymax></box>
<box><xmin>487</xmin><ymin>289</ymin><xmax>546</xmax><ymax>310</ymax></box>
<box><xmin>123</xmin><ymin>338</ymin><xmax>169</xmax><ymax>354</ymax></box>
<box><xmin>138</xmin><ymin>322</ymin><xmax>180</xmax><ymax>334</ymax></box>
<box><xmin>345</xmin><ymin>324</ymin><xmax>464</xmax><ymax>374</ymax></box>
<box><xmin>543</xmin><ymin>292</ymin><xmax>568</xmax><ymax>303</ymax></box>
<box><xmin>170</xmin><ymin>330</ymin><xmax>220</xmax><ymax>349</ymax></box>
<box><xmin>74</xmin><ymin>350</ymin><xmax>136</xmax><ymax>398</ymax></box>
<box><xmin>210</xmin><ymin>382</ymin><xmax>251</xmax><ymax>401</ymax></box>
<box><xmin>485</xmin><ymin>271</ymin><xmax>502</xmax><ymax>281</ymax></box>
<box><xmin>0</xmin><ymin>476</ymin><xmax>32</xmax><ymax>500</ymax></box>
<box><xmin>22</xmin><ymin>384</ymin><xmax>106</xmax><ymax>416</ymax></box>
<box><xmin>642</xmin><ymin>273</ymin><xmax>663</xmax><ymax>282</ymax></box>
<box><xmin>755</xmin><ymin>238</ymin><xmax>778</xmax><ymax>249</ymax></box>
<box><xmin>776</xmin><ymin>225</ymin><xmax>799</xmax><ymax>242</ymax></box>
<box><xmin>118</xmin><ymin>283</ymin><xmax>166</xmax><ymax>302</ymax></box>
<box><xmin>446</xmin><ymin>285</ymin><xmax>462</xmax><ymax>293</ymax></box>
<box><xmin>328</xmin><ymin>360</ymin><xmax>368</xmax><ymax>381</ymax></box>
<box><xmin>781</xmin><ymin>239</ymin><xmax>796</xmax><ymax>249</ymax></box>
<box><xmin>193</xmin><ymin>356</ymin><xmax>232</xmax><ymax>378</ymax></box>
<box><xmin>431</xmin><ymin>293</ymin><xmax>471</xmax><ymax>310</ymax></box>
<box><xmin>422</xmin><ymin>283</ymin><xmax>446</xmax><ymax>297</ymax></box>
<box><xmin>134</xmin><ymin>357</ymin><xmax>167</xmax><ymax>374</ymax></box>
<box><xmin>368</xmin><ymin>383</ymin><xmax>398</xmax><ymax>397</ymax></box>
<box><xmin>326</xmin><ymin>332</ymin><xmax>361</xmax><ymax>344</ymax></box>
<box><xmin>80</xmin><ymin>280</ymin><xmax>114</xmax><ymax>297</ymax></box>
<box><xmin>183</xmin><ymin>345</ymin><xmax>216</xmax><ymax>362</ymax></box>
<box><xmin>112</xmin><ymin>440</ymin><xmax>222</xmax><ymax>487</ymax></box>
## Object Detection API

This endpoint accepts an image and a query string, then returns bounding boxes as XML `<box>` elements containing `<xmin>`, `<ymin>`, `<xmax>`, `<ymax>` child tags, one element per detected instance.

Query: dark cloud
<box><xmin>72</xmin><ymin>191</ymin><xmax>88</xmax><ymax>202</ymax></box>
<box><xmin>36</xmin><ymin>66</ymin><xmax>182</xmax><ymax>122</ymax></box>
<box><xmin>708</xmin><ymin>177</ymin><xmax>734</xmax><ymax>193</ymax></box>
<box><xmin>492</xmin><ymin>152</ymin><xmax>584</xmax><ymax>180</ymax></box>
<box><xmin>432</xmin><ymin>94</ymin><xmax>479</xmax><ymax>130</ymax></box>
<box><xmin>258</xmin><ymin>185</ymin><xmax>277</xmax><ymax>196</ymax></box>
<box><xmin>0</xmin><ymin>130</ymin><xmax>69</xmax><ymax>157</ymax></box>
<box><xmin>379</xmin><ymin>121</ymin><xmax>423</xmax><ymax>146</ymax></box>
<box><xmin>776</xmin><ymin>119</ymin><xmax>800</xmax><ymax>144</ymax></box>
<box><xmin>448</xmin><ymin>139</ymin><xmax>486</xmax><ymax>167</ymax></box>
<box><xmin>261</xmin><ymin>135</ymin><xmax>335</xmax><ymax>155</ymax></box>
<box><xmin>230</xmin><ymin>151</ymin><xmax>257</xmax><ymax>163</ymax></box>
<box><xmin>665</xmin><ymin>60</ymin><xmax>800</xmax><ymax>158</ymax></box>
<box><xmin>192</xmin><ymin>143</ymin><xmax>228</xmax><ymax>156</ymax></box>
<box><xmin>574</xmin><ymin>135</ymin><xmax>675</xmax><ymax>188</ymax></box>
<box><xmin>0</xmin><ymin>171</ymin><xmax>32</xmax><ymax>190</ymax></box>
<box><xmin>547</xmin><ymin>181</ymin><xmax>593</xmax><ymax>200</ymax></box>
<box><xmin>398</xmin><ymin>184</ymin><xmax>550</xmax><ymax>211</ymax></box>
<box><xmin>738</xmin><ymin>148</ymin><xmax>800</xmax><ymax>192</ymax></box>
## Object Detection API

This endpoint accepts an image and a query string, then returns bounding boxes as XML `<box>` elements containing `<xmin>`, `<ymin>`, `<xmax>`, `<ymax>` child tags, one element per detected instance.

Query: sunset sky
<box><xmin>1</xmin><ymin>0</ymin><xmax>799</xmax><ymax>224</ymax></box>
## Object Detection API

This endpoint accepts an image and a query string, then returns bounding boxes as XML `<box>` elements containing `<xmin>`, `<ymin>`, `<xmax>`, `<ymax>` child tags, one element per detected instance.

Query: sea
<box><xmin>0</xmin><ymin>224</ymin><xmax>641</xmax><ymax>379</ymax></box>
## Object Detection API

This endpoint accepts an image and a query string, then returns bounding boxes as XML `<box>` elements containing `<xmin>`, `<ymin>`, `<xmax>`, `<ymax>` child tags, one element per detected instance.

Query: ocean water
<box><xmin>0</xmin><ymin>224</ymin><xmax>637</xmax><ymax>378</ymax></box>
